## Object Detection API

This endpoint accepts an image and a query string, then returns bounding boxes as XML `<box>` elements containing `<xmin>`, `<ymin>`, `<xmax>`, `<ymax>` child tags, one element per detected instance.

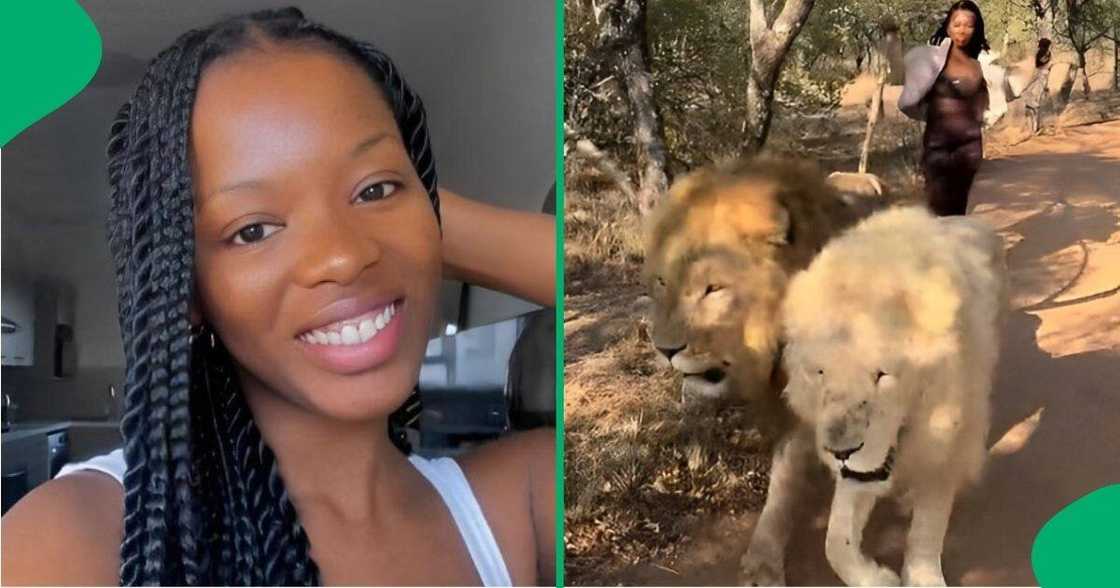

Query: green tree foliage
<box><xmin>563</xmin><ymin>0</ymin><xmax>1112</xmax><ymax>181</ymax></box>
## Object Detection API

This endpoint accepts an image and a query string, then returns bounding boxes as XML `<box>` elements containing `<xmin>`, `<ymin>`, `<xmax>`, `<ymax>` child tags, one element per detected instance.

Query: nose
<box><xmin>657</xmin><ymin>345</ymin><xmax>685</xmax><ymax>361</ymax></box>
<box><xmin>827</xmin><ymin>443</ymin><xmax>863</xmax><ymax>461</ymax></box>
<box><xmin>293</xmin><ymin>211</ymin><xmax>382</xmax><ymax>288</ymax></box>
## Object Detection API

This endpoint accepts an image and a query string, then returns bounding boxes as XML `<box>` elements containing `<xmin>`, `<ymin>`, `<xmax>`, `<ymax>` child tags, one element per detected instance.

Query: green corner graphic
<box><xmin>0</xmin><ymin>1</ymin><xmax>102</xmax><ymax>148</ymax></box>
<box><xmin>1032</xmin><ymin>484</ymin><xmax>1120</xmax><ymax>587</ymax></box>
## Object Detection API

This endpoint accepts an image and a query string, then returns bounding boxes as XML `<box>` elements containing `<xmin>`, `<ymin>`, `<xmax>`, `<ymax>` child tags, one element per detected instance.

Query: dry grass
<box><xmin>564</xmin><ymin>278</ymin><xmax>774</xmax><ymax>584</ymax></box>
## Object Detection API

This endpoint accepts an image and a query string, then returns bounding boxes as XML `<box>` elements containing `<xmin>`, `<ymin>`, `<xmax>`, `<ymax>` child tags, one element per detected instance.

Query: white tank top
<box><xmin>56</xmin><ymin>449</ymin><xmax>513</xmax><ymax>586</ymax></box>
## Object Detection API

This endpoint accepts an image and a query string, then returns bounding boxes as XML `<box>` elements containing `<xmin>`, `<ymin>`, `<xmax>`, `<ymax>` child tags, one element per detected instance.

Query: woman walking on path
<box><xmin>900</xmin><ymin>1</ymin><xmax>993</xmax><ymax>216</ymax></box>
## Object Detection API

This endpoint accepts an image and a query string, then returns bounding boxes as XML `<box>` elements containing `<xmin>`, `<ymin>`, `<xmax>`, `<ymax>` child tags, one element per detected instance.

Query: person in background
<box><xmin>899</xmin><ymin>0</ymin><xmax>992</xmax><ymax>216</ymax></box>
<box><xmin>1022</xmin><ymin>38</ymin><xmax>1054</xmax><ymax>135</ymax></box>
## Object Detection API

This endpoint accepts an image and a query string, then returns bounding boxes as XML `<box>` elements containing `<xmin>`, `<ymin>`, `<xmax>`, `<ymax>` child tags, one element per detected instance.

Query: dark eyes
<box><xmin>703</xmin><ymin>284</ymin><xmax>724</xmax><ymax>296</ymax></box>
<box><xmin>810</xmin><ymin>368</ymin><xmax>887</xmax><ymax>382</ymax></box>
<box><xmin>354</xmin><ymin>180</ymin><xmax>400</xmax><ymax>204</ymax></box>
<box><xmin>229</xmin><ymin>181</ymin><xmax>400</xmax><ymax>246</ymax></box>
<box><xmin>232</xmin><ymin>223</ymin><xmax>281</xmax><ymax>245</ymax></box>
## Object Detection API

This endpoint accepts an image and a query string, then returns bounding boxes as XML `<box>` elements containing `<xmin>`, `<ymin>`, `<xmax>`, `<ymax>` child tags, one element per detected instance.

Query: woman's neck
<box><xmin>237</xmin><ymin>370</ymin><xmax>417</xmax><ymax>522</ymax></box>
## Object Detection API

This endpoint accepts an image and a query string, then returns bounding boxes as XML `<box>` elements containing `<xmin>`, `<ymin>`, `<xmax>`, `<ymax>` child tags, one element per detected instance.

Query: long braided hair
<box><xmin>105</xmin><ymin>7</ymin><xmax>439</xmax><ymax>585</ymax></box>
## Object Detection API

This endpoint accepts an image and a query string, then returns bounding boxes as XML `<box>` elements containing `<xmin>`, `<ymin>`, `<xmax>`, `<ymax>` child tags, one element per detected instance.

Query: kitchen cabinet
<box><xmin>1</xmin><ymin>420</ymin><xmax>122</xmax><ymax>511</ymax></box>
<box><xmin>1</xmin><ymin>432</ymin><xmax>48</xmax><ymax>512</ymax></box>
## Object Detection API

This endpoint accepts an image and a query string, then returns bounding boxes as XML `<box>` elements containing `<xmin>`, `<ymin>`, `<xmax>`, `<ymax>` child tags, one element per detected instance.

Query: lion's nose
<box><xmin>657</xmin><ymin>345</ymin><xmax>685</xmax><ymax>361</ymax></box>
<box><xmin>827</xmin><ymin>443</ymin><xmax>864</xmax><ymax>461</ymax></box>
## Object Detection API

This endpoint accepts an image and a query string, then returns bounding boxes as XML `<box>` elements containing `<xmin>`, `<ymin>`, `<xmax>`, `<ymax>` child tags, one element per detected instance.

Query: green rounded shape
<box><xmin>1032</xmin><ymin>484</ymin><xmax>1120</xmax><ymax>588</ymax></box>
<box><xmin>0</xmin><ymin>1</ymin><xmax>102</xmax><ymax>147</ymax></box>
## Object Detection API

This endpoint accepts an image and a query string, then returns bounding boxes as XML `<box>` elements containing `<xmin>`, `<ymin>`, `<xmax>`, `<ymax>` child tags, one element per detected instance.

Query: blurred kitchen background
<box><xmin>2</xmin><ymin>0</ymin><xmax>556</xmax><ymax>512</ymax></box>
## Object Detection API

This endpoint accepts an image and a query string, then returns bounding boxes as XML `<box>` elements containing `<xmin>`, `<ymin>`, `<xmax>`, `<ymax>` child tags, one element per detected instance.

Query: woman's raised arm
<box><xmin>439</xmin><ymin>188</ymin><xmax>556</xmax><ymax>308</ymax></box>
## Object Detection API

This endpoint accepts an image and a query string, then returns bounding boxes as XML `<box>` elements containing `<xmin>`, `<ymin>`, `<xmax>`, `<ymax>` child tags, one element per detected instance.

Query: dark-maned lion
<box><xmin>640</xmin><ymin>156</ymin><xmax>882</xmax><ymax>585</ymax></box>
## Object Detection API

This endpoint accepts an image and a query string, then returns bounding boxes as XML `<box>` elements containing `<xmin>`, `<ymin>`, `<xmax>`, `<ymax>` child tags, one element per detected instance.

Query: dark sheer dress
<box><xmin>922</xmin><ymin>68</ymin><xmax>988</xmax><ymax>216</ymax></box>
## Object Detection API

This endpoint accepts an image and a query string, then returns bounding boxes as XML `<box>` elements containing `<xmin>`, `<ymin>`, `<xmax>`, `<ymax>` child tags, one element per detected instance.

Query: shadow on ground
<box><xmin>589</xmin><ymin>121</ymin><xmax>1120</xmax><ymax>586</ymax></box>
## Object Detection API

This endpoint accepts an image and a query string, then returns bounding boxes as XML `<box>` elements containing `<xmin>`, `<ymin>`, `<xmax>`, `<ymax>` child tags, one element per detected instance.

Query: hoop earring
<box><xmin>189</xmin><ymin>323</ymin><xmax>216</xmax><ymax>350</ymax></box>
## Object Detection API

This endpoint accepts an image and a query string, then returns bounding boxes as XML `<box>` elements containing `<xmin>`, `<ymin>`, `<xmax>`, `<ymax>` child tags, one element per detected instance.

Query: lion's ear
<box><xmin>767</xmin><ymin>206</ymin><xmax>791</xmax><ymax>246</ymax></box>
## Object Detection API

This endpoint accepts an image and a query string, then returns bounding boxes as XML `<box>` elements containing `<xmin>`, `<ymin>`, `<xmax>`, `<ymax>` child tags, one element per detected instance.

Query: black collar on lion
<box><xmin>840</xmin><ymin>446</ymin><xmax>896</xmax><ymax>483</ymax></box>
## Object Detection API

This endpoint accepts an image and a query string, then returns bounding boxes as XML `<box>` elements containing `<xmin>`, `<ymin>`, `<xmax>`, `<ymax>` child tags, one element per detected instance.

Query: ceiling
<box><xmin>1</xmin><ymin>0</ymin><xmax>556</xmax><ymax>229</ymax></box>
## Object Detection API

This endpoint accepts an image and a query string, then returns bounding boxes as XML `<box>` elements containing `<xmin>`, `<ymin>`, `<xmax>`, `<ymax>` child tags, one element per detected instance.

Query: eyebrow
<box><xmin>205</xmin><ymin>132</ymin><xmax>393</xmax><ymax>201</ymax></box>
<box><xmin>350</xmin><ymin>132</ymin><xmax>391</xmax><ymax>158</ymax></box>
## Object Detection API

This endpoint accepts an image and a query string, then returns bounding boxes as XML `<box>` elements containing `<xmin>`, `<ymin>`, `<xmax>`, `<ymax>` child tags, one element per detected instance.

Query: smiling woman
<box><xmin>0</xmin><ymin>6</ymin><xmax>554</xmax><ymax>587</ymax></box>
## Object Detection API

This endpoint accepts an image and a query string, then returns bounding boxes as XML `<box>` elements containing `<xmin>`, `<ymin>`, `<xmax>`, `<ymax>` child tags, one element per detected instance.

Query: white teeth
<box><xmin>359</xmin><ymin>319</ymin><xmax>376</xmax><ymax>341</ymax></box>
<box><xmin>300</xmin><ymin>303</ymin><xmax>398</xmax><ymax>346</ymax></box>
<box><xmin>341</xmin><ymin>325</ymin><xmax>360</xmax><ymax>345</ymax></box>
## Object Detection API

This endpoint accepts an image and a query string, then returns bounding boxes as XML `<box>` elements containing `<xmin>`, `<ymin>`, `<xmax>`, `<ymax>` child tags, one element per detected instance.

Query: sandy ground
<box><xmin>596</xmin><ymin>120</ymin><xmax>1120</xmax><ymax>586</ymax></box>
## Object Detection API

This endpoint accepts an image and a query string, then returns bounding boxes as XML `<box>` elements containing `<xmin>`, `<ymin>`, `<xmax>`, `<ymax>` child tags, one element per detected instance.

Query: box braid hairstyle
<box><xmin>105</xmin><ymin>7</ymin><xmax>439</xmax><ymax>585</ymax></box>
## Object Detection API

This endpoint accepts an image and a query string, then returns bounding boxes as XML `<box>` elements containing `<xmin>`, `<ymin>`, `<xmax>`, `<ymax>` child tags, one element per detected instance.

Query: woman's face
<box><xmin>948</xmin><ymin>9</ymin><xmax>976</xmax><ymax>50</ymax></box>
<box><xmin>190</xmin><ymin>43</ymin><xmax>441</xmax><ymax>422</ymax></box>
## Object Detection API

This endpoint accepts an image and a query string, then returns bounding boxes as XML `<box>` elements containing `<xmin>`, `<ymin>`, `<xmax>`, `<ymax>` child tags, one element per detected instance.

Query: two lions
<box><xmin>642</xmin><ymin>156</ymin><xmax>874</xmax><ymax>583</ymax></box>
<box><xmin>643</xmin><ymin>158</ymin><xmax>1005</xmax><ymax>586</ymax></box>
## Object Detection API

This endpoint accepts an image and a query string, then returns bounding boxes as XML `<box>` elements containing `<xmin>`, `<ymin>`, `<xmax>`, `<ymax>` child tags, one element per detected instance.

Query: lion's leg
<box><xmin>902</xmin><ymin>485</ymin><xmax>955</xmax><ymax>587</ymax></box>
<box><xmin>738</xmin><ymin>427</ymin><xmax>813</xmax><ymax>586</ymax></box>
<box><xmin>825</xmin><ymin>480</ymin><xmax>899</xmax><ymax>587</ymax></box>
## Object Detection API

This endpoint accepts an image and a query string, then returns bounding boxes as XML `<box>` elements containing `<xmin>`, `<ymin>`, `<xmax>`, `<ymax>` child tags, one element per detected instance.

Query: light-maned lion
<box><xmin>781</xmin><ymin>206</ymin><xmax>1007</xmax><ymax>586</ymax></box>
<box><xmin>642</xmin><ymin>156</ymin><xmax>874</xmax><ymax>405</ymax></box>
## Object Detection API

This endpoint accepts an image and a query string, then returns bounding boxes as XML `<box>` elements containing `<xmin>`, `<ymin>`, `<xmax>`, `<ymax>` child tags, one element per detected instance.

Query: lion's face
<box><xmin>641</xmin><ymin>156</ymin><xmax>866</xmax><ymax>407</ymax></box>
<box><xmin>644</xmin><ymin>245</ymin><xmax>787</xmax><ymax>403</ymax></box>
<box><xmin>782</xmin><ymin>341</ymin><xmax>912</xmax><ymax>484</ymax></box>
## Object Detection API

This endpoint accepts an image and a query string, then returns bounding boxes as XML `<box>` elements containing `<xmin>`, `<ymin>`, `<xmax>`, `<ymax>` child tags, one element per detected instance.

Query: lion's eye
<box><xmin>703</xmin><ymin>284</ymin><xmax>724</xmax><ymax>296</ymax></box>
<box><xmin>875</xmin><ymin>370</ymin><xmax>887</xmax><ymax>383</ymax></box>
<box><xmin>816</xmin><ymin>368</ymin><xmax>825</xmax><ymax>377</ymax></box>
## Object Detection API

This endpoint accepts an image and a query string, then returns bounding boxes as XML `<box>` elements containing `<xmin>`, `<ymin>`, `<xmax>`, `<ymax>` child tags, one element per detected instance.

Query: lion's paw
<box><xmin>738</xmin><ymin>551</ymin><xmax>786</xmax><ymax>586</ymax></box>
<box><xmin>902</xmin><ymin>562</ymin><xmax>946</xmax><ymax>587</ymax></box>
<box><xmin>845</xmin><ymin>563</ymin><xmax>900</xmax><ymax>587</ymax></box>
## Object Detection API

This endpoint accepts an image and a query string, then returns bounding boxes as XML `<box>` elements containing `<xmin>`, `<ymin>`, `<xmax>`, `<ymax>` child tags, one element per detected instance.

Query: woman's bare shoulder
<box><xmin>1</xmin><ymin>472</ymin><xmax>123</xmax><ymax>586</ymax></box>
<box><xmin>455</xmin><ymin>428</ymin><xmax>556</xmax><ymax>584</ymax></box>
<box><xmin>457</xmin><ymin>428</ymin><xmax>555</xmax><ymax>485</ymax></box>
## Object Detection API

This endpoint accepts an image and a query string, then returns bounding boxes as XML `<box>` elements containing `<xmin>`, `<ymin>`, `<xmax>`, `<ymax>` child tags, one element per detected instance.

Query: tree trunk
<box><xmin>859</xmin><ymin>72</ymin><xmax>885</xmax><ymax>174</ymax></box>
<box><xmin>1114</xmin><ymin>31</ymin><xmax>1119</xmax><ymax>90</ymax></box>
<box><xmin>1033</xmin><ymin>0</ymin><xmax>1057</xmax><ymax>39</ymax></box>
<box><xmin>598</xmin><ymin>0</ymin><xmax>671</xmax><ymax>217</ymax></box>
<box><xmin>859</xmin><ymin>23</ymin><xmax>896</xmax><ymax>174</ymax></box>
<box><xmin>742</xmin><ymin>0</ymin><xmax>816</xmax><ymax>153</ymax></box>
<box><xmin>1077</xmin><ymin>49</ymin><xmax>1091</xmax><ymax>95</ymax></box>
<box><xmin>1041</xmin><ymin>7</ymin><xmax>1055</xmax><ymax>39</ymax></box>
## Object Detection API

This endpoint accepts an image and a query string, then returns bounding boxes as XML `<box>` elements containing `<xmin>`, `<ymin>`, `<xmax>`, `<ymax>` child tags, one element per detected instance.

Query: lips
<box><xmin>298</xmin><ymin>302</ymin><xmax>397</xmax><ymax>346</ymax></box>
<box><xmin>295</xmin><ymin>297</ymin><xmax>406</xmax><ymax>375</ymax></box>
<box><xmin>683</xmin><ymin>367</ymin><xmax>727</xmax><ymax>384</ymax></box>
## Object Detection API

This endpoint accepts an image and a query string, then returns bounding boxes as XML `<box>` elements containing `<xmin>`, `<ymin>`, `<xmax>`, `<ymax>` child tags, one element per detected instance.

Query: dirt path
<box><xmin>606</xmin><ymin>120</ymin><xmax>1120</xmax><ymax>586</ymax></box>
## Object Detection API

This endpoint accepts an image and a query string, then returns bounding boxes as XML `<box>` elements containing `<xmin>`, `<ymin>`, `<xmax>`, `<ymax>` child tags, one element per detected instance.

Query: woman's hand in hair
<box><xmin>439</xmin><ymin>188</ymin><xmax>556</xmax><ymax>307</ymax></box>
